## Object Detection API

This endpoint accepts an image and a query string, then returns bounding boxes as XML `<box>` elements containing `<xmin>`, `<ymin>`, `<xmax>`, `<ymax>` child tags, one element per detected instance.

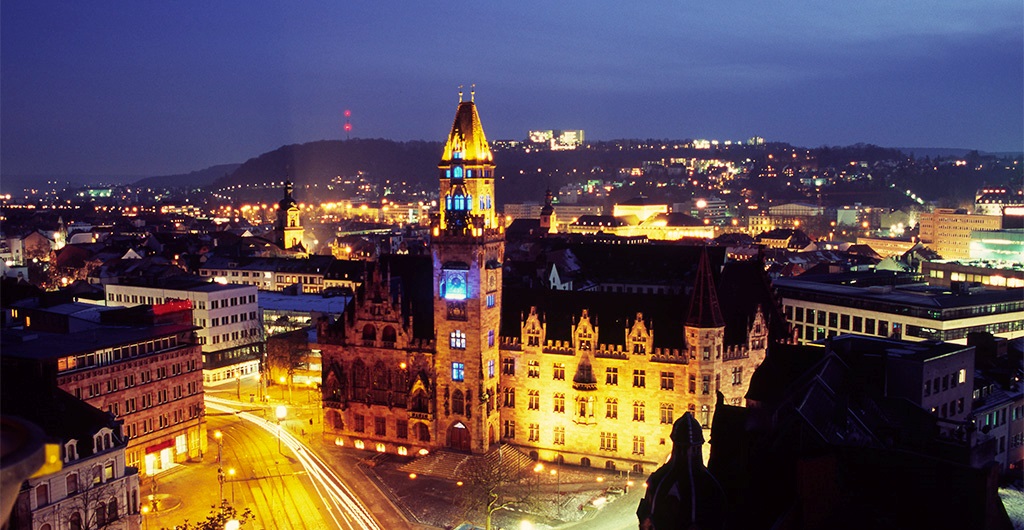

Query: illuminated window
<box><xmin>660</xmin><ymin>372</ymin><xmax>674</xmax><ymax>390</ymax></box>
<box><xmin>606</xmin><ymin>398</ymin><xmax>618</xmax><ymax>419</ymax></box>
<box><xmin>553</xmin><ymin>363</ymin><xmax>565</xmax><ymax>380</ymax></box>
<box><xmin>553</xmin><ymin>393</ymin><xmax>565</xmax><ymax>413</ymax></box>
<box><xmin>528</xmin><ymin>360</ymin><xmax>540</xmax><ymax>378</ymax></box>
<box><xmin>633</xmin><ymin>401</ymin><xmax>645</xmax><ymax>422</ymax></box>
<box><xmin>553</xmin><ymin>426</ymin><xmax>565</xmax><ymax>445</ymax></box>
<box><xmin>450</xmin><ymin>330</ymin><xmax>466</xmax><ymax>349</ymax></box>
<box><xmin>633</xmin><ymin>436</ymin><xmax>645</xmax><ymax>455</ymax></box>
<box><xmin>528</xmin><ymin>423</ymin><xmax>540</xmax><ymax>442</ymax></box>
<box><xmin>528</xmin><ymin>391</ymin><xmax>540</xmax><ymax>410</ymax></box>
<box><xmin>451</xmin><ymin>362</ymin><xmax>465</xmax><ymax>382</ymax></box>
<box><xmin>660</xmin><ymin>403</ymin><xmax>673</xmax><ymax>424</ymax></box>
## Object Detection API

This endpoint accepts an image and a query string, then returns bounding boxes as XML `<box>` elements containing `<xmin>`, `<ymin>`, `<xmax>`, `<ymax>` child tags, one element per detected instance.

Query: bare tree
<box><xmin>161</xmin><ymin>499</ymin><xmax>253</xmax><ymax>530</ymax></box>
<box><xmin>38</xmin><ymin>466</ymin><xmax>133</xmax><ymax>530</ymax></box>
<box><xmin>457</xmin><ymin>453</ymin><xmax>539</xmax><ymax>530</ymax></box>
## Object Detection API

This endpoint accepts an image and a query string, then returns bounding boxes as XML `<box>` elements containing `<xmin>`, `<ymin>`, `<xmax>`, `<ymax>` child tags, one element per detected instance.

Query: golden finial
<box><xmin>458</xmin><ymin>85</ymin><xmax>464</xmax><ymax>103</ymax></box>
<box><xmin>470</xmin><ymin>84</ymin><xmax>476</xmax><ymax>102</ymax></box>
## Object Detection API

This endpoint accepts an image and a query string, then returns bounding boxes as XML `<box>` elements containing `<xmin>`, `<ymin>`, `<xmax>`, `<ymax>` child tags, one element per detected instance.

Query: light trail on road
<box><xmin>207</xmin><ymin>398</ymin><xmax>382</xmax><ymax>530</ymax></box>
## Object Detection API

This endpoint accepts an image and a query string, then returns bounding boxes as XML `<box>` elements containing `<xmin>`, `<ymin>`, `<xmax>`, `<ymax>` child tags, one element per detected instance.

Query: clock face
<box><xmin>444</xmin><ymin>269</ymin><xmax>468</xmax><ymax>301</ymax></box>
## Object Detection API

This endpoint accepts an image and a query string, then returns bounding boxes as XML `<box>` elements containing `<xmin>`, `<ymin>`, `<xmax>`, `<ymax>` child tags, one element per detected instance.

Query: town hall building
<box><xmin>317</xmin><ymin>96</ymin><xmax>775</xmax><ymax>472</ymax></box>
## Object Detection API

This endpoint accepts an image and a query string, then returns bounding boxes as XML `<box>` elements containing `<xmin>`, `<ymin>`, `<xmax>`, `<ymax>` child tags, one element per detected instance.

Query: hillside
<box><xmin>134</xmin><ymin>163</ymin><xmax>241</xmax><ymax>189</ymax></box>
<box><xmin>213</xmin><ymin>139</ymin><xmax>442</xmax><ymax>191</ymax></box>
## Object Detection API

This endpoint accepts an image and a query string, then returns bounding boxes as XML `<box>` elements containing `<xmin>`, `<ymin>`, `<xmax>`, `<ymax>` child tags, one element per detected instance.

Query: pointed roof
<box><xmin>572</xmin><ymin>351</ymin><xmax>598</xmax><ymax>391</ymax></box>
<box><xmin>439</xmin><ymin>100</ymin><xmax>493</xmax><ymax>167</ymax></box>
<box><xmin>686</xmin><ymin>247</ymin><xmax>725</xmax><ymax>328</ymax></box>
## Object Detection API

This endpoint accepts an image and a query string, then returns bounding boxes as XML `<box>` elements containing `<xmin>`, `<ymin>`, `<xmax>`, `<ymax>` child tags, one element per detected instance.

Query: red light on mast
<box><xmin>344</xmin><ymin>109</ymin><xmax>351</xmax><ymax>118</ymax></box>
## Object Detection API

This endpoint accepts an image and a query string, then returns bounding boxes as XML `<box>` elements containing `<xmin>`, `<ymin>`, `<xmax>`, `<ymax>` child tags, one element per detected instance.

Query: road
<box><xmin>206</xmin><ymin>397</ymin><xmax>381</xmax><ymax>530</ymax></box>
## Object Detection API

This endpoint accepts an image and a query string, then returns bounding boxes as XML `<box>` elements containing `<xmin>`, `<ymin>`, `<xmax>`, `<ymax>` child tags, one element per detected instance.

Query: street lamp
<box><xmin>276</xmin><ymin>405</ymin><xmax>287</xmax><ymax>453</ymax></box>
<box><xmin>235</xmin><ymin>374</ymin><xmax>241</xmax><ymax>401</ymax></box>
<box><xmin>228</xmin><ymin>468</ymin><xmax>236</xmax><ymax>503</ymax></box>
<box><xmin>214</xmin><ymin>429</ymin><xmax>225</xmax><ymax>500</ymax></box>
<box><xmin>140</xmin><ymin>505</ymin><xmax>150</xmax><ymax>530</ymax></box>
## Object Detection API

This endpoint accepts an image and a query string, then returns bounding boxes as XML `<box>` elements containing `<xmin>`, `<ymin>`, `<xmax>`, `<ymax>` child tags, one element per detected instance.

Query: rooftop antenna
<box><xmin>343</xmin><ymin>109</ymin><xmax>353</xmax><ymax>140</ymax></box>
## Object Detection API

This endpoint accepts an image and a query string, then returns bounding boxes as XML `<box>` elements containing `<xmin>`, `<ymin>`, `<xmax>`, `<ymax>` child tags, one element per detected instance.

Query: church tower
<box><xmin>275</xmin><ymin>181</ymin><xmax>304</xmax><ymax>251</ymax></box>
<box><xmin>684</xmin><ymin>248</ymin><xmax>725</xmax><ymax>429</ymax></box>
<box><xmin>431</xmin><ymin>89</ymin><xmax>504</xmax><ymax>453</ymax></box>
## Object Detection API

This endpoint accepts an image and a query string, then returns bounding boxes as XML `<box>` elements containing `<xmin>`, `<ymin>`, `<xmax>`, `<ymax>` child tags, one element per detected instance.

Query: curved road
<box><xmin>206</xmin><ymin>397</ymin><xmax>381</xmax><ymax>530</ymax></box>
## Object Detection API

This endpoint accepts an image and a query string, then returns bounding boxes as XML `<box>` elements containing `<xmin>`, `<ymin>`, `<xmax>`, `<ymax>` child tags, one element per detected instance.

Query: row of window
<box><xmin>107</xmin><ymin>381</ymin><xmax>201</xmax><ymax>418</ymax></box>
<box><xmin>924</xmin><ymin>369</ymin><xmax>967</xmax><ymax>397</ymax></box>
<box><xmin>203</xmin><ymin>310</ymin><xmax>257</xmax><ymax>329</ymax></box>
<box><xmin>57</xmin><ymin>336</ymin><xmax>186</xmax><ymax>373</ymax></box>
<box><xmin>73</xmin><ymin>359</ymin><xmax>199</xmax><ymax>402</ymax></box>
<box><xmin>504</xmin><ymin>359</ymin><xmax>742</xmax><ymax>390</ymax></box>
<box><xmin>448</xmin><ymin>329</ymin><xmax>497</xmax><ymax>349</ymax></box>
<box><xmin>350</xmin><ymin>414</ymin><xmax>431</xmax><ymax>442</ymax></box>
<box><xmin>122</xmin><ymin>403</ymin><xmax>203</xmax><ymax>439</ymax></box>
<box><xmin>35</xmin><ymin>462</ymin><xmax>119</xmax><ymax>507</ymax></box>
<box><xmin>786</xmin><ymin>305</ymin><xmax>895</xmax><ymax>338</ymax></box>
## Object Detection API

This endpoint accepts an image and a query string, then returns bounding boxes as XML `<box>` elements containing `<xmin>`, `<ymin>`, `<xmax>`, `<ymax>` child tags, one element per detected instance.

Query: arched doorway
<box><xmin>448</xmin><ymin>422</ymin><xmax>471</xmax><ymax>452</ymax></box>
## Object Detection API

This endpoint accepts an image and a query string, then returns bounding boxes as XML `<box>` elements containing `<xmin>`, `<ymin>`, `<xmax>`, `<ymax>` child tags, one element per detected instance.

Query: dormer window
<box><xmin>64</xmin><ymin>440</ymin><xmax>78</xmax><ymax>463</ymax></box>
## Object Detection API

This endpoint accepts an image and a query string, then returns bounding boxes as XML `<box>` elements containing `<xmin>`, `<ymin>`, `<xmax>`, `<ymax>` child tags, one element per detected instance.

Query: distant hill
<box><xmin>213</xmin><ymin>139</ymin><xmax>442</xmax><ymax>191</ymax></box>
<box><xmin>133</xmin><ymin>163</ymin><xmax>241</xmax><ymax>189</ymax></box>
<box><xmin>897</xmin><ymin>147</ymin><xmax>1023</xmax><ymax>159</ymax></box>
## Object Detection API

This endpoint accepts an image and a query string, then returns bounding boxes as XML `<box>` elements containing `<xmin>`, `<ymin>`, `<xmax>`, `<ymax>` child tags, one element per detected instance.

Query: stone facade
<box><xmin>318</xmin><ymin>98</ymin><xmax>768</xmax><ymax>471</ymax></box>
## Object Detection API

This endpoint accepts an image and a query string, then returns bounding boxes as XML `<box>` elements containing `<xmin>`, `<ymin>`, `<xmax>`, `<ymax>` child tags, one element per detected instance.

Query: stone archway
<box><xmin>448</xmin><ymin>422</ymin><xmax>471</xmax><ymax>452</ymax></box>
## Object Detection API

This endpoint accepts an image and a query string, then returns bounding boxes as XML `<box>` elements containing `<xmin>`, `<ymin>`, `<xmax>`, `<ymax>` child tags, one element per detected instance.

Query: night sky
<box><xmin>2</xmin><ymin>1</ymin><xmax>1021</xmax><ymax>177</ymax></box>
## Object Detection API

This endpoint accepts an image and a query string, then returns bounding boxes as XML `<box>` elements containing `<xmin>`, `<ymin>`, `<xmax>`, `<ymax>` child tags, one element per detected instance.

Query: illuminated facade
<box><xmin>918</xmin><ymin>208</ymin><xmax>1002</xmax><ymax>260</ymax></box>
<box><xmin>275</xmin><ymin>181</ymin><xmax>305</xmax><ymax>251</ymax></box>
<box><xmin>319</xmin><ymin>98</ymin><xmax>768</xmax><ymax>471</ymax></box>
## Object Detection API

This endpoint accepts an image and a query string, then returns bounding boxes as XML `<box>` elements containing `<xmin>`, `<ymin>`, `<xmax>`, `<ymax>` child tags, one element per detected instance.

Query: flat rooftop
<box><xmin>259</xmin><ymin>291</ymin><xmax>352</xmax><ymax>314</ymax></box>
<box><xmin>775</xmin><ymin>275</ymin><xmax>1024</xmax><ymax>311</ymax></box>
<box><xmin>1</xmin><ymin>322</ymin><xmax>196</xmax><ymax>361</ymax></box>
<box><xmin>830</xmin><ymin>334</ymin><xmax>971</xmax><ymax>363</ymax></box>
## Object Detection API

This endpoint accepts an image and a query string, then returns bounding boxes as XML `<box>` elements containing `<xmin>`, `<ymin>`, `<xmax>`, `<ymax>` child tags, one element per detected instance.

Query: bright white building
<box><xmin>104</xmin><ymin>279</ymin><xmax>263</xmax><ymax>384</ymax></box>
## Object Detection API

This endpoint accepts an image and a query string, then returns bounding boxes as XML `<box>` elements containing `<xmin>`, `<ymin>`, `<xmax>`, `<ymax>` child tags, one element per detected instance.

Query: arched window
<box><xmin>381</xmin><ymin>326</ymin><xmax>397</xmax><ymax>345</ymax></box>
<box><xmin>452</xmin><ymin>390</ymin><xmax>465</xmax><ymax>415</ymax></box>
<box><xmin>454</xmin><ymin>166</ymin><xmax>463</xmax><ymax>179</ymax></box>
<box><xmin>69</xmin><ymin>512</ymin><xmax>82</xmax><ymax>530</ymax></box>
<box><xmin>96</xmin><ymin>502</ymin><xmax>107</xmax><ymax>527</ymax></box>
<box><xmin>416</xmin><ymin>423</ymin><xmax>430</xmax><ymax>442</ymax></box>
<box><xmin>580</xmin><ymin>457</ymin><xmax>591</xmax><ymax>467</ymax></box>
<box><xmin>410</xmin><ymin>391</ymin><xmax>429</xmax><ymax>413</ymax></box>
<box><xmin>107</xmin><ymin>499</ymin><xmax>119</xmax><ymax>521</ymax></box>
<box><xmin>372</xmin><ymin>361</ymin><xmax>388</xmax><ymax>390</ymax></box>
<box><xmin>352</xmin><ymin>360</ymin><xmax>368</xmax><ymax>389</ymax></box>
<box><xmin>361</xmin><ymin>324</ymin><xmax>376</xmax><ymax>343</ymax></box>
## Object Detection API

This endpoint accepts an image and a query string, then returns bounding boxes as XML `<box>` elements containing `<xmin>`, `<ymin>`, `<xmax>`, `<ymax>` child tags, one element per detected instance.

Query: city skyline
<box><xmin>2</xmin><ymin>1</ymin><xmax>1022</xmax><ymax>178</ymax></box>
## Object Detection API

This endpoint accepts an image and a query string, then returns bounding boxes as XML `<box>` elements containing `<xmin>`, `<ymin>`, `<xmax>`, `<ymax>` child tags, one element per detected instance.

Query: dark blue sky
<box><xmin>2</xmin><ymin>1</ymin><xmax>1021</xmax><ymax>177</ymax></box>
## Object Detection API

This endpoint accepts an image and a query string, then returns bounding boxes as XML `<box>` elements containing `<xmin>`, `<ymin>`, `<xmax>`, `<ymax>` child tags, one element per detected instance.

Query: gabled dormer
<box><xmin>573</xmin><ymin>309</ymin><xmax>596</xmax><ymax>352</ymax></box>
<box><xmin>627</xmin><ymin>312</ymin><xmax>652</xmax><ymax>355</ymax></box>
<box><xmin>521</xmin><ymin>306</ymin><xmax>545</xmax><ymax>347</ymax></box>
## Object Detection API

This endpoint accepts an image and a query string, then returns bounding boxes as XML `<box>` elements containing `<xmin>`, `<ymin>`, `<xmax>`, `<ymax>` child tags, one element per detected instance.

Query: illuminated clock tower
<box><xmin>275</xmin><ymin>181</ymin><xmax>304</xmax><ymax>251</ymax></box>
<box><xmin>432</xmin><ymin>88</ymin><xmax>504</xmax><ymax>453</ymax></box>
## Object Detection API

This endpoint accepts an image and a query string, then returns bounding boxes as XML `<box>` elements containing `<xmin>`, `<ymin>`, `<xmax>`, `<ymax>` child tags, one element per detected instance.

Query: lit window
<box><xmin>450</xmin><ymin>330</ymin><xmax>466</xmax><ymax>349</ymax></box>
<box><xmin>451</xmin><ymin>362</ymin><xmax>465</xmax><ymax>382</ymax></box>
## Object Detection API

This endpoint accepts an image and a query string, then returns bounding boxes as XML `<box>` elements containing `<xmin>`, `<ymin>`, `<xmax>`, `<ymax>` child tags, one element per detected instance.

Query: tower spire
<box><xmin>686</xmin><ymin>248</ymin><xmax>724</xmax><ymax>328</ymax></box>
